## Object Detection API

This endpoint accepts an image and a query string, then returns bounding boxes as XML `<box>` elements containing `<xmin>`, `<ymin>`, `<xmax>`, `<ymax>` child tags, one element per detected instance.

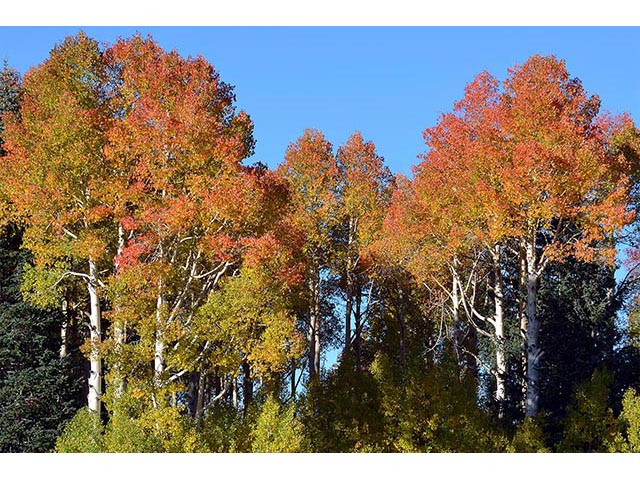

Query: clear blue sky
<box><xmin>1</xmin><ymin>27</ymin><xmax>639</xmax><ymax>177</ymax></box>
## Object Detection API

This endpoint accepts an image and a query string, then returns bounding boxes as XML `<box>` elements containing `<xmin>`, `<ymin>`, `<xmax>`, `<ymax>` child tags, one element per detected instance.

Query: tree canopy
<box><xmin>1</xmin><ymin>34</ymin><xmax>640</xmax><ymax>452</ymax></box>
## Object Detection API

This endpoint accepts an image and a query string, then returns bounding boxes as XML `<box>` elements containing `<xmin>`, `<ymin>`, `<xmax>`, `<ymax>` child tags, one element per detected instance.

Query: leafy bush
<box><xmin>611</xmin><ymin>388</ymin><xmax>640</xmax><ymax>452</ymax></box>
<box><xmin>507</xmin><ymin>417</ymin><xmax>550</xmax><ymax>452</ymax></box>
<box><xmin>200</xmin><ymin>404</ymin><xmax>255</xmax><ymax>453</ymax></box>
<box><xmin>55</xmin><ymin>408</ymin><xmax>104</xmax><ymax>453</ymax></box>
<box><xmin>252</xmin><ymin>396</ymin><xmax>307</xmax><ymax>452</ymax></box>
<box><xmin>558</xmin><ymin>369</ymin><xmax>617</xmax><ymax>452</ymax></box>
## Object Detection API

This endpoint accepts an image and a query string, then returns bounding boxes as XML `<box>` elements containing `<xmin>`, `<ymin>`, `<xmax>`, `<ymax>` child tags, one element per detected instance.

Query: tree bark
<box><xmin>60</xmin><ymin>298</ymin><xmax>69</xmax><ymax>358</ymax></box>
<box><xmin>195</xmin><ymin>373</ymin><xmax>206</xmax><ymax>427</ymax></box>
<box><xmin>344</xmin><ymin>218</ymin><xmax>354</xmax><ymax>358</ymax></box>
<box><xmin>524</xmin><ymin>238</ymin><xmax>541</xmax><ymax>417</ymax></box>
<box><xmin>290</xmin><ymin>358</ymin><xmax>296</xmax><ymax>399</ymax></box>
<box><xmin>242</xmin><ymin>360</ymin><xmax>253</xmax><ymax>414</ymax></box>
<box><xmin>113</xmin><ymin>224</ymin><xmax>126</xmax><ymax>396</ymax></box>
<box><xmin>451</xmin><ymin>261</ymin><xmax>462</xmax><ymax>365</ymax></box>
<box><xmin>154</xmin><ymin>279</ymin><xmax>165</xmax><ymax>403</ymax></box>
<box><xmin>344</xmin><ymin>268</ymin><xmax>352</xmax><ymax>358</ymax></box>
<box><xmin>397</xmin><ymin>288</ymin><xmax>407</xmax><ymax>371</ymax></box>
<box><xmin>354</xmin><ymin>288</ymin><xmax>362</xmax><ymax>370</ymax></box>
<box><xmin>518</xmin><ymin>243</ymin><xmax>528</xmax><ymax>414</ymax></box>
<box><xmin>87</xmin><ymin>258</ymin><xmax>102</xmax><ymax>416</ymax></box>
<box><xmin>232</xmin><ymin>376</ymin><xmax>238</xmax><ymax>410</ymax></box>
<box><xmin>491</xmin><ymin>246</ymin><xmax>506</xmax><ymax>411</ymax></box>
<box><xmin>308</xmin><ymin>266</ymin><xmax>321</xmax><ymax>379</ymax></box>
<box><xmin>187</xmin><ymin>372</ymin><xmax>199</xmax><ymax>416</ymax></box>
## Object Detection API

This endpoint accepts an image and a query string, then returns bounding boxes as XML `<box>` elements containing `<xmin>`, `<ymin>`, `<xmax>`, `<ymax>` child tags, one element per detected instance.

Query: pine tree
<box><xmin>0</xmin><ymin>225</ymin><xmax>82</xmax><ymax>452</ymax></box>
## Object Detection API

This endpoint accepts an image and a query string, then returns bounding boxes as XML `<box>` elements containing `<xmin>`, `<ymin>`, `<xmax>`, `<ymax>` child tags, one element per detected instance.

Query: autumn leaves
<box><xmin>0</xmin><ymin>33</ymin><xmax>396</xmax><ymax>419</ymax></box>
<box><xmin>0</xmin><ymin>32</ymin><xmax>637</xmax><ymax>426</ymax></box>
<box><xmin>385</xmin><ymin>55</ymin><xmax>637</xmax><ymax>416</ymax></box>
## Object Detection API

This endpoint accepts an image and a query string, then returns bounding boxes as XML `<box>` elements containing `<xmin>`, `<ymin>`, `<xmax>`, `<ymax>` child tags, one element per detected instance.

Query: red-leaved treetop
<box><xmin>277</xmin><ymin>128</ymin><xmax>340</xmax><ymax>380</ymax></box>
<box><xmin>384</xmin><ymin>55</ymin><xmax>637</xmax><ymax>417</ymax></box>
<box><xmin>103</xmin><ymin>34</ymin><xmax>255</xmax><ymax>406</ymax></box>
<box><xmin>497</xmin><ymin>56</ymin><xmax>634</xmax><ymax>416</ymax></box>
<box><xmin>335</xmin><ymin>131</ymin><xmax>394</xmax><ymax>366</ymax></box>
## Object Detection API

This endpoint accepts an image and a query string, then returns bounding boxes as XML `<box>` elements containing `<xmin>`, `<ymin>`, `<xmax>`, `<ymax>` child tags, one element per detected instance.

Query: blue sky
<box><xmin>1</xmin><ymin>27</ymin><xmax>639</xmax><ymax>176</ymax></box>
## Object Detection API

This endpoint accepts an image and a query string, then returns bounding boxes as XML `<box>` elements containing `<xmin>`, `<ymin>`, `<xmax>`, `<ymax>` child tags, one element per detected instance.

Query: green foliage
<box><xmin>103</xmin><ymin>411</ymin><xmax>161</xmax><ymax>453</ymax></box>
<box><xmin>103</xmin><ymin>388</ymin><xmax>207</xmax><ymax>453</ymax></box>
<box><xmin>3</xmin><ymin>34</ymin><xmax>640</xmax><ymax>453</ymax></box>
<box><xmin>102</xmin><ymin>392</ymin><xmax>162</xmax><ymax>453</ymax></box>
<box><xmin>193</xmin><ymin>264</ymin><xmax>302</xmax><ymax>381</ymax></box>
<box><xmin>252</xmin><ymin>396</ymin><xmax>308</xmax><ymax>452</ymax></box>
<box><xmin>538</xmin><ymin>259</ymin><xmax>618</xmax><ymax>432</ymax></box>
<box><xmin>55</xmin><ymin>408</ymin><xmax>104</xmax><ymax>453</ymax></box>
<box><xmin>200</xmin><ymin>405</ymin><xmax>255</xmax><ymax>453</ymax></box>
<box><xmin>303</xmin><ymin>351</ymin><xmax>510</xmax><ymax>453</ymax></box>
<box><xmin>135</xmin><ymin>405</ymin><xmax>207</xmax><ymax>453</ymax></box>
<box><xmin>20</xmin><ymin>263</ymin><xmax>68</xmax><ymax>309</ymax></box>
<box><xmin>381</xmin><ymin>352</ymin><xmax>507</xmax><ymax>453</ymax></box>
<box><xmin>558</xmin><ymin>369</ymin><xmax>617</xmax><ymax>452</ymax></box>
<box><xmin>612</xmin><ymin>388</ymin><xmax>640</xmax><ymax>452</ymax></box>
<box><xmin>0</xmin><ymin>226</ymin><xmax>82</xmax><ymax>452</ymax></box>
<box><xmin>301</xmin><ymin>357</ymin><xmax>386</xmax><ymax>452</ymax></box>
<box><xmin>507</xmin><ymin>417</ymin><xmax>551</xmax><ymax>452</ymax></box>
<box><xmin>58</xmin><ymin>389</ymin><xmax>210</xmax><ymax>453</ymax></box>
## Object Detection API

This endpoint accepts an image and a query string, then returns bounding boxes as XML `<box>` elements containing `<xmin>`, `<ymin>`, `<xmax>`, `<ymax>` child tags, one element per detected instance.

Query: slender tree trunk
<box><xmin>211</xmin><ymin>375</ymin><xmax>222</xmax><ymax>404</ymax></box>
<box><xmin>314</xmin><ymin>273</ymin><xmax>321</xmax><ymax>376</ymax></box>
<box><xmin>492</xmin><ymin>246</ymin><xmax>506</xmax><ymax>411</ymax></box>
<box><xmin>344</xmin><ymin>219</ymin><xmax>354</xmax><ymax>358</ymax></box>
<box><xmin>518</xmin><ymin>244</ymin><xmax>528</xmax><ymax>414</ymax></box>
<box><xmin>195</xmin><ymin>373</ymin><xmax>206</xmax><ymax>427</ymax></box>
<box><xmin>314</xmin><ymin>298</ymin><xmax>321</xmax><ymax>375</ymax></box>
<box><xmin>187</xmin><ymin>372</ymin><xmax>199</xmax><ymax>416</ymax></box>
<box><xmin>154</xmin><ymin>279</ymin><xmax>165</xmax><ymax>401</ymax></box>
<box><xmin>354</xmin><ymin>288</ymin><xmax>362</xmax><ymax>370</ymax></box>
<box><xmin>451</xmin><ymin>262</ymin><xmax>462</xmax><ymax>364</ymax></box>
<box><xmin>60</xmin><ymin>298</ymin><xmax>69</xmax><ymax>358</ymax></box>
<box><xmin>308</xmin><ymin>266</ymin><xmax>321</xmax><ymax>379</ymax></box>
<box><xmin>232</xmin><ymin>376</ymin><xmax>238</xmax><ymax>410</ymax></box>
<box><xmin>524</xmin><ymin>238</ymin><xmax>541</xmax><ymax>417</ymax></box>
<box><xmin>291</xmin><ymin>361</ymin><xmax>296</xmax><ymax>397</ymax></box>
<box><xmin>113</xmin><ymin>224</ymin><xmax>126</xmax><ymax>396</ymax></box>
<box><xmin>452</xmin><ymin>274</ymin><xmax>460</xmax><ymax>325</ymax></box>
<box><xmin>344</xmin><ymin>266</ymin><xmax>352</xmax><ymax>358</ymax></box>
<box><xmin>308</xmin><ymin>274</ymin><xmax>317</xmax><ymax>379</ymax></box>
<box><xmin>87</xmin><ymin>258</ymin><xmax>102</xmax><ymax>416</ymax></box>
<box><xmin>397</xmin><ymin>288</ymin><xmax>407</xmax><ymax>372</ymax></box>
<box><xmin>242</xmin><ymin>360</ymin><xmax>253</xmax><ymax>414</ymax></box>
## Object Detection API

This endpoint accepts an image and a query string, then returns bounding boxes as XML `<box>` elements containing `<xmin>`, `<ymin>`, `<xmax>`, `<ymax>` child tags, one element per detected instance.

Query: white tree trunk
<box><xmin>154</xmin><ymin>279</ymin><xmax>165</xmax><ymax>398</ymax></box>
<box><xmin>451</xmin><ymin>260</ymin><xmax>462</xmax><ymax>364</ymax></box>
<box><xmin>60</xmin><ymin>299</ymin><xmax>69</xmax><ymax>358</ymax></box>
<box><xmin>344</xmin><ymin>218</ymin><xmax>354</xmax><ymax>357</ymax></box>
<box><xmin>525</xmin><ymin>239</ymin><xmax>541</xmax><ymax>417</ymax></box>
<box><xmin>314</xmin><ymin>307</ymin><xmax>321</xmax><ymax>376</ymax></box>
<box><xmin>195</xmin><ymin>373</ymin><xmax>206</xmax><ymax>427</ymax></box>
<box><xmin>87</xmin><ymin>258</ymin><xmax>102</xmax><ymax>415</ymax></box>
<box><xmin>308</xmin><ymin>269</ymin><xmax>321</xmax><ymax>379</ymax></box>
<box><xmin>492</xmin><ymin>246</ymin><xmax>506</xmax><ymax>408</ymax></box>
<box><xmin>232</xmin><ymin>377</ymin><xmax>238</xmax><ymax>410</ymax></box>
<box><xmin>290</xmin><ymin>358</ymin><xmax>297</xmax><ymax>399</ymax></box>
<box><xmin>307</xmin><ymin>296</ymin><xmax>317</xmax><ymax>379</ymax></box>
<box><xmin>518</xmin><ymin>245</ymin><xmax>528</xmax><ymax>413</ymax></box>
<box><xmin>113</xmin><ymin>224</ymin><xmax>126</xmax><ymax>396</ymax></box>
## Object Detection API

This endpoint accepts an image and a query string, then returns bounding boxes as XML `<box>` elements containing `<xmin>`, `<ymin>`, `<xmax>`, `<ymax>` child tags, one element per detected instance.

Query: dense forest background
<box><xmin>1</xmin><ymin>32</ymin><xmax>640</xmax><ymax>453</ymax></box>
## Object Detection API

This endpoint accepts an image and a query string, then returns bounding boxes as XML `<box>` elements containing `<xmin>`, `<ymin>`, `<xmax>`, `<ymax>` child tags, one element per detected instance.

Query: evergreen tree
<box><xmin>537</xmin><ymin>259</ymin><xmax>619</xmax><ymax>443</ymax></box>
<box><xmin>0</xmin><ymin>61</ymin><xmax>20</xmax><ymax>157</ymax></box>
<box><xmin>0</xmin><ymin>225</ymin><xmax>82</xmax><ymax>452</ymax></box>
<box><xmin>0</xmin><ymin>61</ymin><xmax>82</xmax><ymax>453</ymax></box>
